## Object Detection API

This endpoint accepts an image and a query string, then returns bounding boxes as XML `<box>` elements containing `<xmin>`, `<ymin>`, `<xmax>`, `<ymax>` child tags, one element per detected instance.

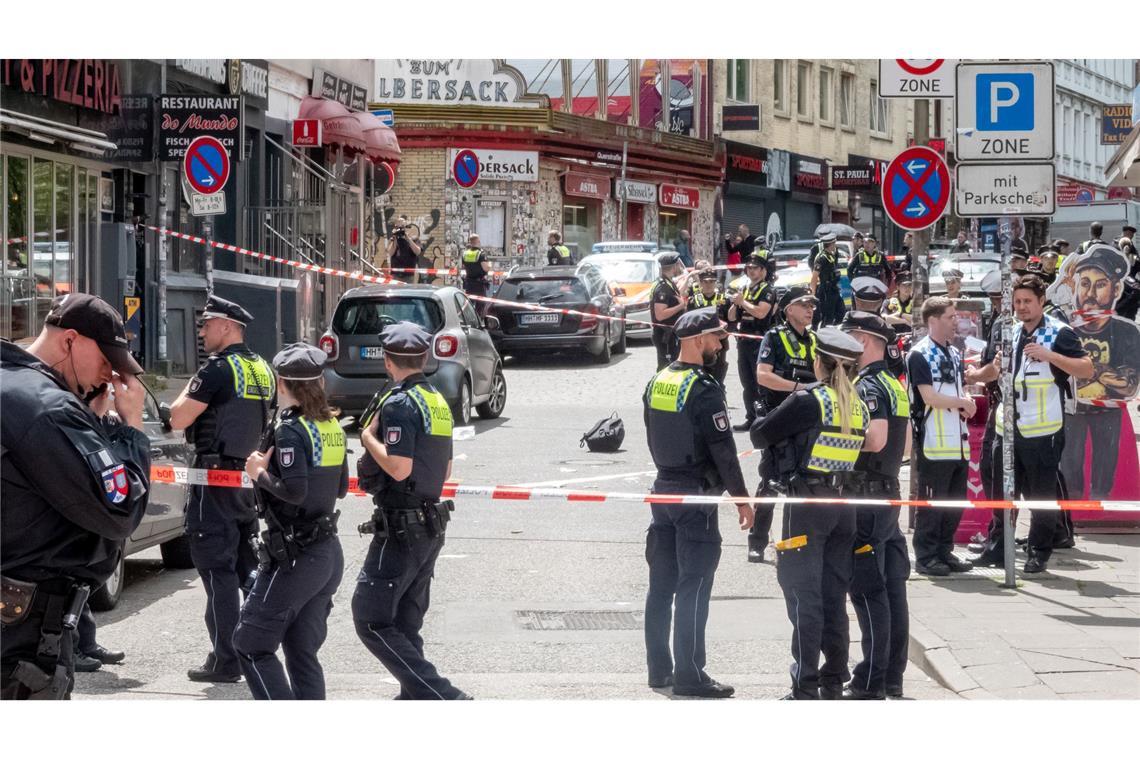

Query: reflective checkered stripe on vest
<box><xmin>297</xmin><ymin>416</ymin><xmax>348</xmax><ymax>467</ymax></box>
<box><xmin>406</xmin><ymin>385</ymin><xmax>454</xmax><ymax>437</ymax></box>
<box><xmin>877</xmin><ymin>370</ymin><xmax>910</xmax><ymax>418</ymax></box>
<box><xmin>807</xmin><ymin>386</ymin><xmax>867</xmax><ymax>473</ymax></box>
<box><xmin>649</xmin><ymin>368</ymin><xmax>697</xmax><ymax>412</ymax></box>
<box><xmin>996</xmin><ymin>315</ymin><xmax>1067</xmax><ymax>438</ymax></box>
<box><xmin>226</xmin><ymin>354</ymin><xmax>274</xmax><ymax>400</ymax></box>
<box><xmin>913</xmin><ymin>337</ymin><xmax>967</xmax><ymax>460</ymax></box>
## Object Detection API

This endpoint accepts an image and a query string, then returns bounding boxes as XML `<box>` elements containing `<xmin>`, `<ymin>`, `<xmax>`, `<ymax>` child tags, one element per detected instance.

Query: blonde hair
<box><xmin>816</xmin><ymin>353</ymin><xmax>860</xmax><ymax>435</ymax></box>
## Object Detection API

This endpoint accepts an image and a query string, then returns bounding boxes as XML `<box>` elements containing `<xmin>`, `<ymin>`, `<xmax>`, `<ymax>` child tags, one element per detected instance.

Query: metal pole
<box><xmin>203</xmin><ymin>216</ymin><xmax>214</xmax><ymax>296</ymax></box>
<box><xmin>619</xmin><ymin>140</ymin><xmax>629</xmax><ymax>239</ymax></box>
<box><xmin>908</xmin><ymin>99</ymin><xmax>931</xmax><ymax>511</ymax></box>
<box><xmin>157</xmin><ymin>166</ymin><xmax>169</xmax><ymax>363</ymax></box>
<box><xmin>999</xmin><ymin>216</ymin><xmax>1017</xmax><ymax>588</ymax></box>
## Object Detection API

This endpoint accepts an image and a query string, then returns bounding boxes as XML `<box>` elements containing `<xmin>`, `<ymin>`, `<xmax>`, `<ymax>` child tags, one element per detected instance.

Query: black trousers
<box><xmin>813</xmin><ymin>285</ymin><xmax>846</xmax><ymax>328</ymax></box>
<box><xmin>186</xmin><ymin>481</ymin><xmax>259</xmax><ymax>676</ymax></box>
<box><xmin>1060</xmin><ymin>410</ymin><xmax>1121</xmax><ymax>499</ymax></box>
<box><xmin>352</xmin><ymin>524</ymin><xmax>464</xmax><ymax>700</ymax></box>
<box><xmin>748</xmin><ymin>467</ymin><xmax>776</xmax><ymax>551</ymax></box>
<box><xmin>653</xmin><ymin>330</ymin><xmax>679</xmax><ymax>371</ymax></box>
<box><xmin>735</xmin><ymin>337</ymin><xmax>762</xmax><ymax>424</ymax></box>
<box><xmin>848</xmin><ymin>493</ymin><xmax>910</xmax><ymax>695</ymax></box>
<box><xmin>913</xmin><ymin>457</ymin><xmax>968</xmax><ymax>566</ymax></box>
<box><xmin>76</xmin><ymin>603</ymin><xmax>97</xmax><ymax>653</ymax></box>
<box><xmin>0</xmin><ymin>582</ymin><xmax>76</xmax><ymax>700</ymax></box>
<box><xmin>983</xmin><ymin>432</ymin><xmax>1067</xmax><ymax>561</ymax></box>
<box><xmin>644</xmin><ymin>483</ymin><xmax>722</xmax><ymax>688</ymax></box>
<box><xmin>776</xmin><ymin>483</ymin><xmax>855</xmax><ymax>699</ymax></box>
<box><xmin>233</xmin><ymin>538</ymin><xmax>344</xmax><ymax>700</ymax></box>
<box><xmin>463</xmin><ymin>281</ymin><xmax>489</xmax><ymax>314</ymax></box>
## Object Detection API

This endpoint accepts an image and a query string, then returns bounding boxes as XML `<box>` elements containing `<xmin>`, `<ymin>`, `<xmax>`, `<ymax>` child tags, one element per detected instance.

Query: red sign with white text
<box><xmin>659</xmin><ymin>183</ymin><xmax>700</xmax><ymax>210</ymax></box>
<box><xmin>564</xmin><ymin>171</ymin><xmax>610</xmax><ymax>200</ymax></box>
<box><xmin>291</xmin><ymin>119</ymin><xmax>322</xmax><ymax>148</ymax></box>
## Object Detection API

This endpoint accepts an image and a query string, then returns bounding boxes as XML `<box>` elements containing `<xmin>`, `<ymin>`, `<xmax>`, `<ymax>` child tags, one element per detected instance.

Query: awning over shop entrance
<box><xmin>1105</xmin><ymin>124</ymin><xmax>1140</xmax><ymax>189</ymax></box>
<box><xmin>0</xmin><ymin>108</ymin><xmax>117</xmax><ymax>155</ymax></box>
<box><xmin>297</xmin><ymin>97</ymin><xmax>400</xmax><ymax>163</ymax></box>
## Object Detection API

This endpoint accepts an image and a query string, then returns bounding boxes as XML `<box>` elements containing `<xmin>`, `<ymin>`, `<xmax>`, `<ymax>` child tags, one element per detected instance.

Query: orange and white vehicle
<box><xmin>576</xmin><ymin>242</ymin><xmax>662</xmax><ymax>339</ymax></box>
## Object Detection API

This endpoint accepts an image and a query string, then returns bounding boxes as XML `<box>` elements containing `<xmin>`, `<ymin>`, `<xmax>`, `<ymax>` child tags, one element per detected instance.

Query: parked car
<box><xmin>577</xmin><ymin>246</ymin><xmax>660</xmax><ymax>339</ymax></box>
<box><xmin>486</xmin><ymin>265</ymin><xmax>627</xmax><ymax>363</ymax></box>
<box><xmin>90</xmin><ymin>382</ymin><xmax>195</xmax><ymax>611</ymax></box>
<box><xmin>319</xmin><ymin>284</ymin><xmax>507</xmax><ymax>426</ymax></box>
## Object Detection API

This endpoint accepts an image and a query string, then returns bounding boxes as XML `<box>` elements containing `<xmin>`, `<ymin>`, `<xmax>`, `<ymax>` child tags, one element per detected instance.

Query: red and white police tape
<box><xmin>147</xmin><ymin>465</ymin><xmax>1138</xmax><ymax>510</ymax></box>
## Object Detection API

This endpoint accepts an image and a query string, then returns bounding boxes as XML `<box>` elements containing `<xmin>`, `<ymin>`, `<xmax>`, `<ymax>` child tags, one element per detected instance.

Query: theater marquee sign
<box><xmin>374</xmin><ymin>60</ymin><xmax>546</xmax><ymax>108</ymax></box>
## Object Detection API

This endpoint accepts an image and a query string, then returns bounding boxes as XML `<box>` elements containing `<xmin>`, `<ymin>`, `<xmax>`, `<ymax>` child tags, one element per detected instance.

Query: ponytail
<box><xmin>282</xmin><ymin>378</ymin><xmax>337</xmax><ymax>422</ymax></box>
<box><xmin>818</xmin><ymin>353</ymin><xmax>859</xmax><ymax>435</ymax></box>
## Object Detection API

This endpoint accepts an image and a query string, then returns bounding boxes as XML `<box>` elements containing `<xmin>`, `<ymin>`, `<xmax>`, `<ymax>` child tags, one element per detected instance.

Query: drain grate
<box><xmin>515</xmin><ymin>610</ymin><xmax>644</xmax><ymax>631</ymax></box>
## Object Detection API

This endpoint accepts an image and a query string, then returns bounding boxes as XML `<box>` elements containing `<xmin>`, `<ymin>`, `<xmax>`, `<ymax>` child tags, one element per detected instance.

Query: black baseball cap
<box><xmin>45</xmin><ymin>293</ymin><xmax>144</xmax><ymax>375</ymax></box>
<box><xmin>272</xmin><ymin>343</ymin><xmax>327</xmax><ymax>381</ymax></box>
<box><xmin>841</xmin><ymin>310</ymin><xmax>896</xmax><ymax>344</ymax></box>
<box><xmin>674</xmin><ymin>307</ymin><xmax>727</xmax><ymax>339</ymax></box>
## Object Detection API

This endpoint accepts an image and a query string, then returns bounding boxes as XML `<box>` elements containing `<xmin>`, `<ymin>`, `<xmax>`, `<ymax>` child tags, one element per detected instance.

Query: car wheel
<box><xmin>476</xmin><ymin>365</ymin><xmax>507</xmax><ymax>419</ymax></box>
<box><xmin>160</xmin><ymin>533</ymin><xmax>195</xmax><ymax>569</ymax></box>
<box><xmin>452</xmin><ymin>377</ymin><xmax>472</xmax><ymax>426</ymax></box>
<box><xmin>89</xmin><ymin>548</ymin><xmax>125</xmax><ymax>612</ymax></box>
<box><xmin>613</xmin><ymin>320</ymin><xmax>627</xmax><ymax>354</ymax></box>
<box><xmin>592</xmin><ymin>329</ymin><xmax>612</xmax><ymax>364</ymax></box>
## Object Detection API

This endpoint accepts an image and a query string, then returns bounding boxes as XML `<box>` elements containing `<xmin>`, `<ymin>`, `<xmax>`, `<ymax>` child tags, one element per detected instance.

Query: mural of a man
<box><xmin>1060</xmin><ymin>245</ymin><xmax>1140</xmax><ymax>499</ymax></box>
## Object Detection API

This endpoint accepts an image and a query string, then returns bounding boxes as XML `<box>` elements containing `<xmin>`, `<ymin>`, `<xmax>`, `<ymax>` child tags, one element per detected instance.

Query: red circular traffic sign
<box><xmin>881</xmin><ymin>146</ymin><xmax>950</xmax><ymax>231</ymax></box>
<box><xmin>375</xmin><ymin>161</ymin><xmax>397</xmax><ymax>194</ymax></box>
<box><xmin>183</xmin><ymin>136</ymin><xmax>230</xmax><ymax>196</ymax></box>
<box><xmin>453</xmin><ymin>149</ymin><xmax>480</xmax><ymax>189</ymax></box>
<box><xmin>896</xmin><ymin>59</ymin><xmax>944</xmax><ymax>76</ymax></box>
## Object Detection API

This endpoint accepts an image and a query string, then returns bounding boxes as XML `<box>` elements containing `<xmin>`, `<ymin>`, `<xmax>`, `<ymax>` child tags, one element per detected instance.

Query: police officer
<box><xmin>1032</xmin><ymin>248</ymin><xmax>1059</xmax><ymax>287</ymax></box>
<box><xmin>851</xmin><ymin>276</ymin><xmax>889</xmax><ymax>315</ymax></box>
<box><xmin>547</xmin><ymin>230</ymin><xmax>573</xmax><ymax>265</ymax></box>
<box><xmin>839</xmin><ymin>313</ymin><xmax>911</xmax><ymax>700</ymax></box>
<box><xmin>811</xmin><ymin>233</ymin><xmax>846</xmax><ymax>327</ymax></box>
<box><xmin>650</xmin><ymin>252</ymin><xmax>689</xmax><ymax>370</ymax></box>
<box><xmin>233</xmin><ymin>344</ymin><xmax>347</xmax><ymax>700</ymax></box>
<box><xmin>885</xmin><ymin>276</ymin><xmax>913</xmax><ymax>328</ymax></box>
<box><xmin>687</xmin><ymin>266</ymin><xmax>731</xmax><ymax>385</ymax></box>
<box><xmin>643</xmin><ymin>308</ymin><xmax>753</xmax><ymax>698</ymax></box>
<box><xmin>1</xmin><ymin>294</ymin><xmax>151</xmax><ymax>700</ymax></box>
<box><xmin>460</xmin><ymin>233</ymin><xmax>492</xmax><ymax>305</ymax></box>
<box><xmin>907</xmin><ymin>297</ymin><xmax>974</xmax><ymax>576</ymax></box>
<box><xmin>752</xmin><ymin>327</ymin><xmax>869</xmax><ymax>700</ymax></box>
<box><xmin>943</xmin><ymin>268</ymin><xmax>964</xmax><ymax>301</ymax></box>
<box><xmin>848</xmin><ymin>234</ymin><xmax>890</xmax><ymax>286</ymax></box>
<box><xmin>726</xmin><ymin>253</ymin><xmax>776</xmax><ymax>429</ymax></box>
<box><xmin>749</xmin><ymin>288</ymin><xmax>818</xmax><ymax>561</ymax></box>
<box><xmin>1010</xmin><ymin>246</ymin><xmax>1030</xmax><ymax>277</ymax></box>
<box><xmin>169</xmin><ymin>295</ymin><xmax>275</xmax><ymax>683</ymax></box>
<box><xmin>969</xmin><ymin>276</ymin><xmax>1093</xmax><ymax>573</ymax></box>
<box><xmin>353</xmin><ymin>322</ymin><xmax>469</xmax><ymax>700</ymax></box>
<box><xmin>1078</xmin><ymin>221</ymin><xmax>1106</xmax><ymax>255</ymax></box>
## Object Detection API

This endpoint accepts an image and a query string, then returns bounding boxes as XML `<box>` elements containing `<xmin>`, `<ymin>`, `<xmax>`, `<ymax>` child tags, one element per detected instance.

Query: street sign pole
<box><xmin>619</xmin><ymin>140</ymin><xmax>629</xmax><ymax>239</ymax></box>
<box><xmin>999</xmin><ymin>217</ymin><xmax>1017</xmax><ymax>589</ymax></box>
<box><xmin>203</xmin><ymin>217</ymin><xmax>214</xmax><ymax>296</ymax></box>
<box><xmin>909</xmin><ymin>98</ymin><xmax>931</xmax><ymax>513</ymax></box>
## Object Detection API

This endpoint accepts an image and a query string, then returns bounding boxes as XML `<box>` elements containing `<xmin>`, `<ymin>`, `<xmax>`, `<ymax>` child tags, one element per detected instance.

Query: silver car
<box><xmin>319</xmin><ymin>284</ymin><xmax>507</xmax><ymax>426</ymax></box>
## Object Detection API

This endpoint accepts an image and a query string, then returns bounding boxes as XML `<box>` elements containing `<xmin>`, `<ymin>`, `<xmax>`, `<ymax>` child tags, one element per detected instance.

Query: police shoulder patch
<box><xmin>759</xmin><ymin>345</ymin><xmax>772</xmax><ymax>360</ymax></box>
<box><xmin>866</xmin><ymin>397</ymin><xmax>880</xmax><ymax>413</ymax></box>
<box><xmin>713</xmin><ymin>410</ymin><xmax>729</xmax><ymax>432</ymax></box>
<box><xmin>101</xmin><ymin>464</ymin><xmax>129</xmax><ymax>504</ymax></box>
<box><xmin>280</xmin><ymin>447</ymin><xmax>295</xmax><ymax>468</ymax></box>
<box><xmin>386</xmin><ymin>427</ymin><xmax>402</xmax><ymax>445</ymax></box>
<box><xmin>188</xmin><ymin>377</ymin><xmax>202</xmax><ymax>394</ymax></box>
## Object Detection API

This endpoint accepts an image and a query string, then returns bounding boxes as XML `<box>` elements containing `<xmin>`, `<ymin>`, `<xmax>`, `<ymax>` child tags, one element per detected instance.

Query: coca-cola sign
<box><xmin>565</xmin><ymin>171</ymin><xmax>610</xmax><ymax>200</ymax></box>
<box><xmin>659</xmin><ymin>183</ymin><xmax>700</xmax><ymax>210</ymax></box>
<box><xmin>157</xmin><ymin>95</ymin><xmax>242</xmax><ymax>161</ymax></box>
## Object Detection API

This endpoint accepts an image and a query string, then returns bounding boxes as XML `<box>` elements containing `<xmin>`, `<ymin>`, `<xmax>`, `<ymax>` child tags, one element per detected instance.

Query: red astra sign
<box><xmin>564</xmin><ymin>171</ymin><xmax>610</xmax><ymax>200</ymax></box>
<box><xmin>659</xmin><ymin>183</ymin><xmax>700</xmax><ymax>210</ymax></box>
<box><xmin>292</xmin><ymin>119</ymin><xmax>322</xmax><ymax>148</ymax></box>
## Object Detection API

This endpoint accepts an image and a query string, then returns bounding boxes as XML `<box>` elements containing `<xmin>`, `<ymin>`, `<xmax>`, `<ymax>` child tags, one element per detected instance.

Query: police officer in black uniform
<box><xmin>169</xmin><ymin>295</ymin><xmax>275</xmax><ymax>683</ymax></box>
<box><xmin>1</xmin><ymin>294</ymin><xmax>151</xmax><ymax>700</ymax></box>
<box><xmin>840</xmin><ymin>312</ymin><xmax>911</xmax><ymax>700</ymax></box>
<box><xmin>687</xmin><ymin>265</ymin><xmax>731</xmax><ymax>385</ymax></box>
<box><xmin>727</xmin><ymin>253</ymin><xmax>776</xmax><ymax>429</ymax></box>
<box><xmin>748</xmin><ymin>288</ymin><xmax>818</xmax><ymax>561</ymax></box>
<box><xmin>233</xmin><ymin>344</ymin><xmax>347</xmax><ymax>700</ymax></box>
<box><xmin>643</xmin><ymin>308</ymin><xmax>753</xmax><ymax>698</ymax></box>
<box><xmin>752</xmin><ymin>327</ymin><xmax>869</xmax><ymax>700</ymax></box>
<box><xmin>460</xmin><ymin>233</ymin><xmax>492</xmax><ymax>305</ymax></box>
<box><xmin>851</xmin><ymin>276</ymin><xmax>889</xmax><ymax>315</ymax></box>
<box><xmin>353</xmin><ymin>322</ymin><xmax>470</xmax><ymax>700</ymax></box>
<box><xmin>848</xmin><ymin>234</ymin><xmax>890</xmax><ymax>287</ymax></box>
<box><xmin>650</xmin><ymin>252</ymin><xmax>689</xmax><ymax>370</ymax></box>
<box><xmin>811</xmin><ymin>233</ymin><xmax>846</xmax><ymax>328</ymax></box>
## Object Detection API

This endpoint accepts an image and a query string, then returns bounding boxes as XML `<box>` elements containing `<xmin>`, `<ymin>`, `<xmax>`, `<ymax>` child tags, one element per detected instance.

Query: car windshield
<box><xmin>498</xmin><ymin>278</ymin><xmax>589</xmax><ymax>303</ymax></box>
<box><xmin>581</xmin><ymin>259</ymin><xmax>656</xmax><ymax>282</ymax></box>
<box><xmin>931</xmin><ymin>259</ymin><xmax>999</xmax><ymax>280</ymax></box>
<box><xmin>334</xmin><ymin>297</ymin><xmax>443</xmax><ymax>335</ymax></box>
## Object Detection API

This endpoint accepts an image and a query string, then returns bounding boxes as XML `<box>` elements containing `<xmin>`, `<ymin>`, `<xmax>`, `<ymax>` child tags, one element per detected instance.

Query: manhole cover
<box><xmin>515</xmin><ymin>610</ymin><xmax>644</xmax><ymax>631</ymax></box>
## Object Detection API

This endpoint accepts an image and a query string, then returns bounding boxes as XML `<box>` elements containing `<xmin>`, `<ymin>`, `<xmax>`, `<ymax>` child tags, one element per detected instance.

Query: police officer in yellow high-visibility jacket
<box><xmin>460</xmin><ymin>233</ymin><xmax>492</xmax><ymax>311</ymax></box>
<box><xmin>752</xmin><ymin>327</ymin><xmax>873</xmax><ymax>700</ymax></box>
<box><xmin>169</xmin><ymin>295</ymin><xmax>275</xmax><ymax>683</ymax></box>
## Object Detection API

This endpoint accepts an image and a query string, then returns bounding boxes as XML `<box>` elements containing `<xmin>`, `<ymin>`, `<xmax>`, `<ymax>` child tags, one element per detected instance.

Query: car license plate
<box><xmin>518</xmin><ymin>312</ymin><xmax>560</xmax><ymax>325</ymax></box>
<box><xmin>360</xmin><ymin>347</ymin><xmax>384</xmax><ymax>359</ymax></box>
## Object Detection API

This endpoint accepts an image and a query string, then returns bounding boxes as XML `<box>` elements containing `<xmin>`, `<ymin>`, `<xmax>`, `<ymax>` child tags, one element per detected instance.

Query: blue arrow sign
<box><xmin>372</xmin><ymin>109</ymin><xmax>395</xmax><ymax>126</ymax></box>
<box><xmin>890</xmin><ymin>157</ymin><xmax>943</xmax><ymax>220</ymax></box>
<box><xmin>186</xmin><ymin>141</ymin><xmax>227</xmax><ymax>194</ymax></box>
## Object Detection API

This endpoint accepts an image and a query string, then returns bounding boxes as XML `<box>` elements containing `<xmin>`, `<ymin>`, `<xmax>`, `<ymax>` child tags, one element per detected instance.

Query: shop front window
<box><xmin>3</xmin><ymin>155</ymin><xmax>31</xmax><ymax>340</ymax></box>
<box><xmin>562</xmin><ymin>203</ymin><xmax>598</xmax><ymax>259</ymax></box>
<box><xmin>658</xmin><ymin>210</ymin><xmax>690</xmax><ymax>249</ymax></box>
<box><xmin>54</xmin><ymin>163</ymin><xmax>74</xmax><ymax>296</ymax></box>
<box><xmin>33</xmin><ymin>158</ymin><xmax>53</xmax><ymax>328</ymax></box>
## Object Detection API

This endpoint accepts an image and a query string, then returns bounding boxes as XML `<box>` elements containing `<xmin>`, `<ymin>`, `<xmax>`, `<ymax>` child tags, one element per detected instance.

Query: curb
<box><xmin>907</xmin><ymin>618</ymin><xmax>996</xmax><ymax>698</ymax></box>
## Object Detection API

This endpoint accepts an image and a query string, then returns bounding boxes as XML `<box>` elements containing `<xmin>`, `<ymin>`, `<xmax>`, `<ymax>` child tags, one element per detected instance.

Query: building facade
<box><xmin>1055</xmin><ymin>59</ymin><xmax>1136</xmax><ymax>203</ymax></box>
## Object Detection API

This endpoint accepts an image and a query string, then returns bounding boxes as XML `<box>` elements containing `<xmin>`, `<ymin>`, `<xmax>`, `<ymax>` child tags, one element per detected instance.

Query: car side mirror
<box><xmin>484</xmin><ymin>315</ymin><xmax>501</xmax><ymax>331</ymax></box>
<box><xmin>159</xmin><ymin>402</ymin><xmax>173</xmax><ymax>432</ymax></box>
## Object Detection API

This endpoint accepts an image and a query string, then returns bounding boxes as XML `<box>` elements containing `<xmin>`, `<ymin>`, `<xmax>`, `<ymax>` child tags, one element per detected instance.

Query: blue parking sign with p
<box><xmin>977</xmin><ymin>73</ymin><xmax>1035</xmax><ymax>131</ymax></box>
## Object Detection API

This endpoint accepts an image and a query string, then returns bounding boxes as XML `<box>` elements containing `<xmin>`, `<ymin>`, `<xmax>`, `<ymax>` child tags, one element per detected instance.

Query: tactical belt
<box><xmin>1</xmin><ymin>575</ymin><xmax>87</xmax><ymax>700</ymax></box>
<box><xmin>845</xmin><ymin>475</ymin><xmax>900</xmax><ymax>495</ymax></box>
<box><xmin>255</xmin><ymin>511</ymin><xmax>340</xmax><ymax>566</ymax></box>
<box><xmin>193</xmin><ymin>453</ymin><xmax>246</xmax><ymax>470</ymax></box>
<box><xmin>358</xmin><ymin>496</ymin><xmax>454</xmax><ymax>543</ymax></box>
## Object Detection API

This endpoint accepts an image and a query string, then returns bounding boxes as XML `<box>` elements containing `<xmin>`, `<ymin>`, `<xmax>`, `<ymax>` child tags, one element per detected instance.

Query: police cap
<box><xmin>379</xmin><ymin>321</ymin><xmax>433</xmax><ymax>356</ymax></box>
<box><xmin>981</xmin><ymin>269</ymin><xmax>1002</xmax><ymax>296</ymax></box>
<box><xmin>1010</xmin><ymin>249</ymin><xmax>1029</xmax><ymax>262</ymax></box>
<box><xmin>697</xmin><ymin>267</ymin><xmax>719</xmax><ymax>281</ymax></box>
<box><xmin>657</xmin><ymin>251</ymin><xmax>681</xmax><ymax>267</ymax></box>
<box><xmin>897</xmin><ymin>275</ymin><xmax>913</xmax><ymax>287</ymax></box>
<box><xmin>1075</xmin><ymin>245</ymin><xmax>1128</xmax><ymax>281</ymax></box>
<box><xmin>815</xmin><ymin>326</ymin><xmax>863</xmax><ymax>362</ymax></box>
<box><xmin>818</xmin><ymin>232</ymin><xmax>838</xmax><ymax>244</ymax></box>
<box><xmin>1010</xmin><ymin>237</ymin><xmax>1029</xmax><ymax>255</ymax></box>
<box><xmin>1051</xmin><ymin>238</ymin><xmax>1069</xmax><ymax>251</ymax></box>
<box><xmin>841</xmin><ymin>310</ymin><xmax>896</xmax><ymax>344</ymax></box>
<box><xmin>44</xmin><ymin>292</ymin><xmax>144</xmax><ymax>375</ymax></box>
<box><xmin>200</xmin><ymin>294</ymin><xmax>254</xmax><ymax>326</ymax></box>
<box><xmin>1124</xmin><ymin>224</ymin><xmax>1137</xmax><ymax>235</ymax></box>
<box><xmin>272</xmin><ymin>342</ymin><xmax>327</xmax><ymax>381</ymax></box>
<box><xmin>744</xmin><ymin>253</ymin><xmax>770</xmax><ymax>269</ymax></box>
<box><xmin>673</xmin><ymin>307</ymin><xmax>728</xmax><ymax>340</ymax></box>
<box><xmin>851</xmin><ymin>276</ymin><xmax>888</xmax><ymax>300</ymax></box>
<box><xmin>865</xmin><ymin>234</ymin><xmax>877</xmax><ymax>243</ymax></box>
<box><xmin>779</xmin><ymin>286</ymin><xmax>819</xmax><ymax>311</ymax></box>
<box><xmin>942</xmin><ymin>267</ymin><xmax>964</xmax><ymax>281</ymax></box>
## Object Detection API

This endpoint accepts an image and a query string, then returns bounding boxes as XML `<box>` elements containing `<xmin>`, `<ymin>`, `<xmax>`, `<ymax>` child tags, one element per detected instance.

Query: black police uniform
<box><xmin>461</xmin><ymin>246</ymin><xmax>490</xmax><ymax>300</ymax></box>
<box><xmin>352</xmin><ymin>325</ymin><xmax>465</xmax><ymax>700</ymax></box>
<box><xmin>232</xmin><ymin>345</ymin><xmax>347</xmax><ymax>700</ymax></box>
<box><xmin>848</xmin><ymin>358</ymin><xmax>911</xmax><ymax>699</ymax></box>
<box><xmin>729</xmin><ymin>272</ymin><xmax>777</xmax><ymax>426</ymax></box>
<box><xmin>1</xmin><ymin>338</ymin><xmax>151</xmax><ymax>700</ymax></box>
<box><xmin>848</xmin><ymin>248</ymin><xmax>889</xmax><ymax>285</ymax></box>
<box><xmin>185</xmin><ymin>299</ymin><xmax>275</xmax><ymax>680</ymax></box>
<box><xmin>813</xmin><ymin>246</ymin><xmax>846</xmax><ymax>328</ymax></box>
<box><xmin>753</xmin><ymin>340</ymin><xmax>868</xmax><ymax>700</ymax></box>
<box><xmin>687</xmin><ymin>281</ymin><xmax>731</xmax><ymax>385</ymax></box>
<box><xmin>650</xmin><ymin>267</ymin><xmax>684</xmax><ymax>370</ymax></box>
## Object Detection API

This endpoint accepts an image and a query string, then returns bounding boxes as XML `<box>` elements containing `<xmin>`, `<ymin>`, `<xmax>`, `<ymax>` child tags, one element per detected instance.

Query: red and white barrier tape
<box><xmin>149</xmin><ymin>466</ymin><xmax>1140</xmax><ymax>511</ymax></box>
<box><xmin>378</xmin><ymin>266</ymin><xmax>511</xmax><ymax>277</ymax></box>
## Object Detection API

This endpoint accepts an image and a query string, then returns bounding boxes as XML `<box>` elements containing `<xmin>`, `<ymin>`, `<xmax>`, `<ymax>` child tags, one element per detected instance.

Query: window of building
<box><xmin>839</xmin><ymin>72</ymin><xmax>855</xmax><ymax>128</ymax></box>
<box><xmin>797</xmin><ymin>61</ymin><xmax>812</xmax><ymax>120</ymax></box>
<box><xmin>727</xmin><ymin>59</ymin><xmax>749</xmax><ymax>103</ymax></box>
<box><xmin>819</xmin><ymin>67</ymin><xmax>833</xmax><ymax>124</ymax></box>
<box><xmin>773</xmin><ymin>60</ymin><xmax>788</xmax><ymax>114</ymax></box>
<box><xmin>658</xmin><ymin>210</ymin><xmax>689</xmax><ymax>249</ymax></box>
<box><xmin>869</xmin><ymin>80</ymin><xmax>889</xmax><ymax>135</ymax></box>
<box><xmin>562</xmin><ymin>202</ymin><xmax>598</xmax><ymax>259</ymax></box>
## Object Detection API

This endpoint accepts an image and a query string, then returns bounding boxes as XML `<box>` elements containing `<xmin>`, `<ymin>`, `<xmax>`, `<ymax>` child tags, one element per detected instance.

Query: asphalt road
<box><xmin>76</xmin><ymin>338</ymin><xmax>953</xmax><ymax>700</ymax></box>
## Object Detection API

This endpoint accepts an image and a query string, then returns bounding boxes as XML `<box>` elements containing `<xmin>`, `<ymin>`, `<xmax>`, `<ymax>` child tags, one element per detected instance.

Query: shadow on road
<box><xmin>94</xmin><ymin>559</ymin><xmax>198</xmax><ymax>626</ymax></box>
<box><xmin>504</xmin><ymin>350</ymin><xmax>635</xmax><ymax>372</ymax></box>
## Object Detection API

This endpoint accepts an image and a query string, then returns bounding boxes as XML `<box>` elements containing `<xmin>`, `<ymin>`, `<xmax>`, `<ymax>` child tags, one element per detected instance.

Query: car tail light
<box><xmin>579</xmin><ymin>304</ymin><xmax>598</xmax><ymax>331</ymax></box>
<box><xmin>318</xmin><ymin>334</ymin><xmax>338</xmax><ymax>361</ymax></box>
<box><xmin>435</xmin><ymin>334</ymin><xmax>459</xmax><ymax>358</ymax></box>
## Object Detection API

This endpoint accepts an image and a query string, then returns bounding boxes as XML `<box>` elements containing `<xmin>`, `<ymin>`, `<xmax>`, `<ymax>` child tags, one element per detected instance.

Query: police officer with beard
<box><xmin>840</xmin><ymin>313</ymin><xmax>911</xmax><ymax>700</ymax></box>
<box><xmin>643</xmin><ymin>308</ymin><xmax>753</xmax><ymax>698</ymax></box>
<box><xmin>169</xmin><ymin>295</ymin><xmax>275</xmax><ymax>683</ymax></box>
<box><xmin>1</xmin><ymin>294</ymin><xmax>151</xmax><ymax>699</ymax></box>
<box><xmin>727</xmin><ymin>253</ymin><xmax>776</xmax><ymax>429</ymax></box>
<box><xmin>687</xmin><ymin>266</ymin><xmax>731</xmax><ymax>385</ymax></box>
